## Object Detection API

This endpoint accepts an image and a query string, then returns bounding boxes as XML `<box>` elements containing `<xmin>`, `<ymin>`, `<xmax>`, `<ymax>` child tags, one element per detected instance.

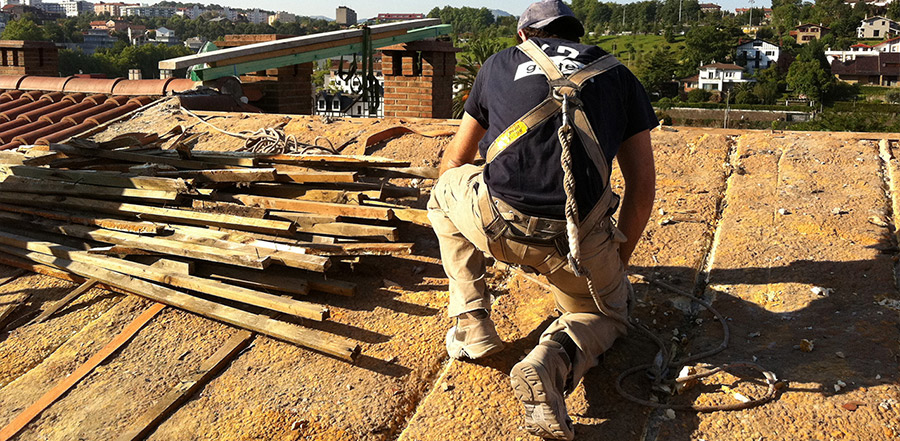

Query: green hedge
<box><xmin>831</xmin><ymin>102</ymin><xmax>900</xmax><ymax>113</ymax></box>
<box><xmin>652</xmin><ymin>102</ymin><xmax>812</xmax><ymax>112</ymax></box>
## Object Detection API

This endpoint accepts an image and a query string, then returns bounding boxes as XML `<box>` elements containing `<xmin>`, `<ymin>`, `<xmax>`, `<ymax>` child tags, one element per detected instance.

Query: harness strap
<box><xmin>485</xmin><ymin>97</ymin><xmax>560</xmax><ymax>163</ymax></box>
<box><xmin>517</xmin><ymin>39</ymin><xmax>565</xmax><ymax>81</ymax></box>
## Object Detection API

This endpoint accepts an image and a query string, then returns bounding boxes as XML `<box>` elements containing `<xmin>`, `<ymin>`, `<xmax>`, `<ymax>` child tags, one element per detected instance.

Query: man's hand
<box><xmin>439</xmin><ymin>113</ymin><xmax>487</xmax><ymax>176</ymax></box>
<box><xmin>615</xmin><ymin>129</ymin><xmax>655</xmax><ymax>268</ymax></box>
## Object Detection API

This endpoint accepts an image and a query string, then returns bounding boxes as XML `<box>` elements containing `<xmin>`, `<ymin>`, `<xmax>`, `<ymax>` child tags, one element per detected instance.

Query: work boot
<box><xmin>445</xmin><ymin>309</ymin><xmax>504</xmax><ymax>360</ymax></box>
<box><xmin>509</xmin><ymin>340</ymin><xmax>575</xmax><ymax>441</ymax></box>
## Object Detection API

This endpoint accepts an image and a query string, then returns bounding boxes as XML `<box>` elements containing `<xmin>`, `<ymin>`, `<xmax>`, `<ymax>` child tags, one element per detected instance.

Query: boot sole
<box><xmin>509</xmin><ymin>361</ymin><xmax>574</xmax><ymax>440</ymax></box>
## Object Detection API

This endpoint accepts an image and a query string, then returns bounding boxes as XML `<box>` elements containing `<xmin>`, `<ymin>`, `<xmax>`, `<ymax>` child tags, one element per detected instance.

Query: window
<box><xmin>753</xmin><ymin>41</ymin><xmax>762</xmax><ymax>47</ymax></box>
<box><xmin>765</xmin><ymin>51</ymin><xmax>774</xmax><ymax>56</ymax></box>
<box><xmin>875</xmin><ymin>30</ymin><xmax>881</xmax><ymax>37</ymax></box>
<box><xmin>318</xmin><ymin>100</ymin><xmax>325</xmax><ymax>110</ymax></box>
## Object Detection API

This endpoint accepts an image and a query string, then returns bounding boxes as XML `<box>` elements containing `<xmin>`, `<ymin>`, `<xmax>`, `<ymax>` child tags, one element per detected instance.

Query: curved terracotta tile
<box><xmin>1</xmin><ymin>99</ymin><xmax>53</xmax><ymax>122</ymax></box>
<box><xmin>0</xmin><ymin>119</ymin><xmax>49</xmax><ymax>144</ymax></box>
<box><xmin>40</xmin><ymin>101</ymin><xmax>94</xmax><ymax>123</ymax></box>
<box><xmin>165</xmin><ymin>78</ymin><xmax>198</xmax><ymax>94</ymax></box>
<box><xmin>0</xmin><ymin>98</ymin><xmax>31</xmax><ymax>117</ymax></box>
<box><xmin>63</xmin><ymin>77</ymin><xmax>123</xmax><ymax>94</ymax></box>
<box><xmin>0</xmin><ymin>75</ymin><xmax>27</xmax><ymax>90</ymax></box>
<box><xmin>127</xmin><ymin>96</ymin><xmax>154</xmax><ymax>107</ymax></box>
<box><xmin>0</xmin><ymin>141</ymin><xmax>22</xmax><ymax>151</ymax></box>
<box><xmin>112</xmin><ymin>79</ymin><xmax>172</xmax><ymax>96</ymax></box>
<box><xmin>86</xmin><ymin>102</ymin><xmax>140</xmax><ymax>126</ymax></box>
<box><xmin>0</xmin><ymin>118</ymin><xmax>28</xmax><ymax>134</ymax></box>
<box><xmin>18</xmin><ymin>120</ymin><xmax>75</xmax><ymax>145</ymax></box>
<box><xmin>62</xmin><ymin>93</ymin><xmax>87</xmax><ymax>103</ymax></box>
<box><xmin>0</xmin><ymin>90</ymin><xmax>23</xmax><ymax>103</ymax></box>
<box><xmin>39</xmin><ymin>91</ymin><xmax>66</xmax><ymax>103</ymax></box>
<box><xmin>61</xmin><ymin>101</ymin><xmax>117</xmax><ymax>125</ymax></box>
<box><xmin>19</xmin><ymin>76</ymin><xmax>74</xmax><ymax>92</ymax></box>
<box><xmin>37</xmin><ymin>121</ymin><xmax>97</xmax><ymax>145</ymax></box>
<box><xmin>22</xmin><ymin>91</ymin><xmax>43</xmax><ymax>101</ymax></box>
<box><xmin>84</xmin><ymin>94</ymin><xmax>108</xmax><ymax>104</ymax></box>
<box><xmin>21</xmin><ymin>100</ymin><xmax>73</xmax><ymax>122</ymax></box>
<box><xmin>109</xmin><ymin>95</ymin><xmax>132</xmax><ymax>105</ymax></box>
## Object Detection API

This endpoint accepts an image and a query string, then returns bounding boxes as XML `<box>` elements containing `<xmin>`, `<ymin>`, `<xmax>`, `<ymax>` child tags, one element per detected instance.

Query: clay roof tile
<box><xmin>112</xmin><ymin>79</ymin><xmax>173</xmax><ymax>96</ymax></box>
<box><xmin>36</xmin><ymin>121</ymin><xmax>96</xmax><ymax>146</ymax></box>
<box><xmin>0</xmin><ymin>99</ymin><xmax>54</xmax><ymax>122</ymax></box>
<box><xmin>0</xmin><ymin>119</ymin><xmax>50</xmax><ymax>144</ymax></box>
<box><xmin>20</xmin><ymin>100</ymin><xmax>74</xmax><ymax>122</ymax></box>
<box><xmin>63</xmin><ymin>78</ymin><xmax>124</xmax><ymax>95</ymax></box>
<box><xmin>18</xmin><ymin>76</ymin><xmax>74</xmax><ymax>93</ymax></box>
<box><xmin>39</xmin><ymin>101</ymin><xmax>95</xmax><ymax>123</ymax></box>
<box><xmin>16</xmin><ymin>121</ymin><xmax>75</xmax><ymax>146</ymax></box>
<box><xmin>0</xmin><ymin>75</ymin><xmax>27</xmax><ymax>90</ymax></box>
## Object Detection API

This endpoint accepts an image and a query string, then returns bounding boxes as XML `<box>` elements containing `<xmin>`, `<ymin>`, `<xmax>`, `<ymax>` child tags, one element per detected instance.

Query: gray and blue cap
<box><xmin>517</xmin><ymin>0</ymin><xmax>585</xmax><ymax>37</ymax></box>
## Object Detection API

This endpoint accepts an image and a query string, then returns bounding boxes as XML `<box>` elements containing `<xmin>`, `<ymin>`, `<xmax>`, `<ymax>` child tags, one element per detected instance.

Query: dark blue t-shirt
<box><xmin>464</xmin><ymin>38</ymin><xmax>658</xmax><ymax>219</ymax></box>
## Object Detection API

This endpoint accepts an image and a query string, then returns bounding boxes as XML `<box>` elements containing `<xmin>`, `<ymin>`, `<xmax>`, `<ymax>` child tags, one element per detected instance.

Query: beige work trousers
<box><xmin>427</xmin><ymin>164</ymin><xmax>630</xmax><ymax>382</ymax></box>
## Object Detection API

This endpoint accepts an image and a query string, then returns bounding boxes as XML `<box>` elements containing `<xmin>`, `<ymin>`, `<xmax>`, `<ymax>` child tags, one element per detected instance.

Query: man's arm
<box><xmin>439</xmin><ymin>112</ymin><xmax>487</xmax><ymax>177</ymax></box>
<box><xmin>615</xmin><ymin>129</ymin><xmax>655</xmax><ymax>268</ymax></box>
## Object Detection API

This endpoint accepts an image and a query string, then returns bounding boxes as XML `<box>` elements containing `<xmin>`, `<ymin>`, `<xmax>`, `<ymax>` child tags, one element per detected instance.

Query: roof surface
<box><xmin>700</xmin><ymin>63</ymin><xmax>744</xmax><ymax>70</ymax></box>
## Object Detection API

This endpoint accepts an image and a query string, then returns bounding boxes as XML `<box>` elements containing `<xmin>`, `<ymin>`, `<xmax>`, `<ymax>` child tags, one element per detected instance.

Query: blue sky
<box><xmin>158</xmin><ymin>0</ymin><xmax>759</xmax><ymax>21</ymax></box>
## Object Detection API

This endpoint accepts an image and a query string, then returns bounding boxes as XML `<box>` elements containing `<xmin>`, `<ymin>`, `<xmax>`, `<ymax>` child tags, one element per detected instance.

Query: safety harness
<box><xmin>480</xmin><ymin>40</ymin><xmax>624</xmax><ymax>314</ymax></box>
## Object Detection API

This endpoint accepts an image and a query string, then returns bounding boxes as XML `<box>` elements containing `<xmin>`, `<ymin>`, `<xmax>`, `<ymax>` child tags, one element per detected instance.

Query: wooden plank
<box><xmin>0</xmin><ymin>216</ymin><xmax>272</xmax><ymax>270</ymax></box>
<box><xmin>0</xmin><ymin>175</ymin><xmax>180</xmax><ymax>202</ymax></box>
<box><xmin>0</xmin><ymin>292</ymin><xmax>29</xmax><ymax>329</ymax></box>
<box><xmin>157</xmin><ymin>168</ymin><xmax>277</xmax><ymax>182</ymax></box>
<box><xmin>148</xmin><ymin>258</ymin><xmax>194</xmax><ymax>275</ymax></box>
<box><xmin>0</xmin><ymin>203</ymin><xmax>163</xmax><ymax>234</ymax></box>
<box><xmin>0</xmin><ymin>193</ymin><xmax>294</xmax><ymax>235</ymax></box>
<box><xmin>249</xmin><ymin>182</ymin><xmax>418</xmax><ymax>199</ymax></box>
<box><xmin>29</xmin><ymin>279</ymin><xmax>99</xmax><ymax>324</ymax></box>
<box><xmin>0</xmin><ymin>303</ymin><xmax>166</xmax><ymax>441</ymax></box>
<box><xmin>50</xmin><ymin>144</ymin><xmax>234</xmax><ymax>170</ymax></box>
<box><xmin>0</xmin><ymin>245</ymin><xmax>360</xmax><ymax>360</ymax></box>
<box><xmin>0</xmin><ymin>253</ymin><xmax>85</xmax><ymax>284</ymax></box>
<box><xmin>192</xmin><ymin>200</ymin><xmax>266</xmax><ymax>218</ymax></box>
<box><xmin>227</xmin><ymin>193</ymin><xmax>394</xmax><ymax>220</ymax></box>
<box><xmin>285</xmin><ymin>219</ymin><xmax>399</xmax><ymax>241</ymax></box>
<box><xmin>115</xmin><ymin>330</ymin><xmax>254</xmax><ymax>441</ymax></box>
<box><xmin>159</xmin><ymin>19</ymin><xmax>439</xmax><ymax>69</ymax></box>
<box><xmin>261</xmin><ymin>154</ymin><xmax>411</xmax><ymax>167</ymax></box>
<box><xmin>194</xmin><ymin>264</ymin><xmax>315</xmax><ymax>297</ymax></box>
<box><xmin>271</xmin><ymin>164</ymin><xmax>357</xmax><ymax>183</ymax></box>
<box><xmin>165</xmin><ymin>151</ymin><xmax>257</xmax><ymax>167</ymax></box>
<box><xmin>0</xmin><ymin>165</ymin><xmax>190</xmax><ymax>192</ymax></box>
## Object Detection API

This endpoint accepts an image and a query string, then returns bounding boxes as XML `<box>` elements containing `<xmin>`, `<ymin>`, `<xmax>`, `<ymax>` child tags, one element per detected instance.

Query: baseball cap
<box><xmin>517</xmin><ymin>0</ymin><xmax>584</xmax><ymax>36</ymax></box>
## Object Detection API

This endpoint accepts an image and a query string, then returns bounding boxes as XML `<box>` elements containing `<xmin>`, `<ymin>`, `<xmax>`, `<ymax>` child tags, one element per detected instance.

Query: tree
<box><xmin>786</xmin><ymin>59</ymin><xmax>832</xmax><ymax>103</ymax></box>
<box><xmin>684</xmin><ymin>25</ymin><xmax>736</xmax><ymax>68</ymax></box>
<box><xmin>638</xmin><ymin>46</ymin><xmax>677</xmax><ymax>97</ymax></box>
<box><xmin>1</xmin><ymin>17</ymin><xmax>48</xmax><ymax>41</ymax></box>
<box><xmin>452</xmin><ymin>38</ymin><xmax>510</xmax><ymax>118</ymax></box>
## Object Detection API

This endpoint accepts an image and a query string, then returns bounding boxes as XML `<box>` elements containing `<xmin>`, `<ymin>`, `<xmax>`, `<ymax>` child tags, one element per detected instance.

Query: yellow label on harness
<box><xmin>493</xmin><ymin>121</ymin><xmax>528</xmax><ymax>154</ymax></box>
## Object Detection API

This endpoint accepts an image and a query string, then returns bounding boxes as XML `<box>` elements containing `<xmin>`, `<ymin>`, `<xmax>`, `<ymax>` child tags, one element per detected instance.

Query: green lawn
<box><xmin>585</xmin><ymin>34</ymin><xmax>686</xmax><ymax>69</ymax></box>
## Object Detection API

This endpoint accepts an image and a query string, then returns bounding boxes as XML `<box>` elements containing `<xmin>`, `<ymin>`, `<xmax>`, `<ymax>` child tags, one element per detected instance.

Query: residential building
<box><xmin>268</xmin><ymin>11</ymin><xmax>296</xmax><ymax>25</ymax></box>
<box><xmin>336</xmin><ymin>6</ymin><xmax>356</xmax><ymax>25</ymax></box>
<box><xmin>93</xmin><ymin>2</ymin><xmax>136</xmax><ymax>16</ymax></box>
<box><xmin>150</xmin><ymin>26</ymin><xmax>178</xmax><ymax>45</ymax></box>
<box><xmin>831</xmin><ymin>52</ymin><xmax>900</xmax><ymax>85</ymax></box>
<box><xmin>735</xmin><ymin>39</ymin><xmax>779</xmax><ymax>74</ymax></box>
<box><xmin>875</xmin><ymin>35</ymin><xmax>900</xmax><ymax>52</ymax></box>
<box><xmin>315</xmin><ymin>90</ymin><xmax>383</xmax><ymax>117</ymax></box>
<box><xmin>791</xmin><ymin>23</ymin><xmax>830</xmax><ymax>44</ymax></box>
<box><xmin>60</xmin><ymin>0</ymin><xmax>92</xmax><ymax>16</ymax></box>
<box><xmin>246</xmin><ymin>8</ymin><xmax>269</xmax><ymax>25</ymax></box>
<box><xmin>679</xmin><ymin>74</ymin><xmax>700</xmax><ymax>92</ymax></box>
<box><xmin>699</xmin><ymin>3</ymin><xmax>721</xmax><ymax>13</ymax></box>
<box><xmin>220</xmin><ymin>6</ymin><xmax>238</xmax><ymax>21</ymax></box>
<box><xmin>825</xmin><ymin>43</ymin><xmax>879</xmax><ymax>63</ymax></box>
<box><xmin>38</xmin><ymin>1</ymin><xmax>64</xmax><ymax>15</ymax></box>
<box><xmin>123</xmin><ymin>5</ymin><xmax>175</xmax><ymax>17</ymax></box>
<box><xmin>2</xmin><ymin>3</ymin><xmax>60</xmax><ymax>20</ymax></box>
<box><xmin>376</xmin><ymin>13</ymin><xmax>424</xmax><ymax>22</ymax></box>
<box><xmin>857</xmin><ymin>16</ymin><xmax>900</xmax><ymax>39</ymax></box>
<box><xmin>697</xmin><ymin>62</ymin><xmax>751</xmax><ymax>91</ymax></box>
<box><xmin>175</xmin><ymin>5</ymin><xmax>202</xmax><ymax>19</ymax></box>
<box><xmin>81</xmin><ymin>28</ymin><xmax>118</xmax><ymax>54</ymax></box>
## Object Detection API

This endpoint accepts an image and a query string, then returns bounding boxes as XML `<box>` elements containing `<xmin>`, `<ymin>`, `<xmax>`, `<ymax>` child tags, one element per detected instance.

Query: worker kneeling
<box><xmin>426</xmin><ymin>1</ymin><xmax>657</xmax><ymax>439</ymax></box>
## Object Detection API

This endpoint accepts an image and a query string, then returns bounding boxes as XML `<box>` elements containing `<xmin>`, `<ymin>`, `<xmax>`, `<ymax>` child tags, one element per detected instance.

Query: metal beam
<box><xmin>160</xmin><ymin>18</ymin><xmax>440</xmax><ymax>70</ymax></box>
<box><xmin>189</xmin><ymin>24</ymin><xmax>452</xmax><ymax>82</ymax></box>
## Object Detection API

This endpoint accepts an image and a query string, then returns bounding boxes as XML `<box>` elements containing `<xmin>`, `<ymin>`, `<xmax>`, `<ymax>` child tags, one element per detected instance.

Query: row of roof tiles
<box><xmin>0</xmin><ymin>89</ymin><xmax>153</xmax><ymax>150</ymax></box>
<box><xmin>0</xmin><ymin>75</ymin><xmax>197</xmax><ymax>96</ymax></box>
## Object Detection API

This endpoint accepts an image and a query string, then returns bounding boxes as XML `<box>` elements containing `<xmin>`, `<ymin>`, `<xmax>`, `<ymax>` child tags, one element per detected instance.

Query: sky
<box><xmin>155</xmin><ymin>0</ymin><xmax>758</xmax><ymax>22</ymax></box>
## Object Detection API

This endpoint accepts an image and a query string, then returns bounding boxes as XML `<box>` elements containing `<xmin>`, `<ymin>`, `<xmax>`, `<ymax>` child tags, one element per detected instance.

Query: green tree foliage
<box><xmin>684</xmin><ymin>25</ymin><xmax>739</xmax><ymax>68</ymax></box>
<box><xmin>753</xmin><ymin>66</ymin><xmax>785</xmax><ymax>104</ymax></box>
<box><xmin>786</xmin><ymin>59</ymin><xmax>832</xmax><ymax>103</ymax></box>
<box><xmin>686</xmin><ymin>88</ymin><xmax>711</xmax><ymax>102</ymax></box>
<box><xmin>2</xmin><ymin>17</ymin><xmax>49</xmax><ymax>41</ymax></box>
<box><xmin>427</xmin><ymin>6</ymin><xmax>495</xmax><ymax>35</ymax></box>
<box><xmin>638</xmin><ymin>46</ymin><xmax>677</xmax><ymax>97</ymax></box>
<box><xmin>60</xmin><ymin>44</ymin><xmax>191</xmax><ymax>78</ymax></box>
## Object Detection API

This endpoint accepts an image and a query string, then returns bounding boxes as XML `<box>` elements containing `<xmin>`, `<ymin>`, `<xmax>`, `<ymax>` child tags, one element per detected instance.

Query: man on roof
<box><xmin>426</xmin><ymin>0</ymin><xmax>657</xmax><ymax>439</ymax></box>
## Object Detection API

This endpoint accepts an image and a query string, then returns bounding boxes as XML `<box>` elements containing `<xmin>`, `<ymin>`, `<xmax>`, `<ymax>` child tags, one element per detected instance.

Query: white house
<box><xmin>698</xmin><ymin>62</ymin><xmax>752</xmax><ymax>92</ymax></box>
<box><xmin>246</xmin><ymin>8</ymin><xmax>270</xmax><ymax>25</ymax></box>
<box><xmin>735</xmin><ymin>39</ymin><xmax>779</xmax><ymax>74</ymax></box>
<box><xmin>825</xmin><ymin>43</ymin><xmax>879</xmax><ymax>63</ymax></box>
<box><xmin>874</xmin><ymin>36</ymin><xmax>900</xmax><ymax>52</ymax></box>
<box><xmin>857</xmin><ymin>16</ymin><xmax>900</xmax><ymax>39</ymax></box>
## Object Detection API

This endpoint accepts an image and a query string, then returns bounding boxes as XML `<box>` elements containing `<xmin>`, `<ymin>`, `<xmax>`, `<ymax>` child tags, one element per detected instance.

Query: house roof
<box><xmin>699</xmin><ymin>63</ymin><xmax>744</xmax><ymax>70</ymax></box>
<box><xmin>699</xmin><ymin>3</ymin><xmax>721</xmax><ymax>8</ymax></box>
<box><xmin>0</xmin><ymin>75</ymin><xmax>198</xmax><ymax>151</ymax></box>
<box><xmin>795</xmin><ymin>23</ymin><xmax>830</xmax><ymax>30</ymax></box>
<box><xmin>679</xmin><ymin>74</ymin><xmax>700</xmax><ymax>83</ymax></box>
<box><xmin>831</xmin><ymin>52</ymin><xmax>900</xmax><ymax>76</ymax></box>
<box><xmin>736</xmin><ymin>38</ymin><xmax>777</xmax><ymax>47</ymax></box>
<box><xmin>851</xmin><ymin>43</ymin><xmax>874</xmax><ymax>48</ymax></box>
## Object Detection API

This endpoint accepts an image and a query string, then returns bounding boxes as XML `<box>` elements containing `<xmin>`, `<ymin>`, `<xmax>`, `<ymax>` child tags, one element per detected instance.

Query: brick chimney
<box><xmin>381</xmin><ymin>40</ymin><xmax>458</xmax><ymax>119</ymax></box>
<box><xmin>215</xmin><ymin>35</ymin><xmax>313</xmax><ymax>115</ymax></box>
<box><xmin>0</xmin><ymin>41</ymin><xmax>59</xmax><ymax>77</ymax></box>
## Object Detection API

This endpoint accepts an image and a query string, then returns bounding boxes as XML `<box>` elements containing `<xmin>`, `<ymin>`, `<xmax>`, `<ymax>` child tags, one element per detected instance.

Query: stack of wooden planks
<box><xmin>0</xmin><ymin>135</ymin><xmax>437</xmax><ymax>362</ymax></box>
